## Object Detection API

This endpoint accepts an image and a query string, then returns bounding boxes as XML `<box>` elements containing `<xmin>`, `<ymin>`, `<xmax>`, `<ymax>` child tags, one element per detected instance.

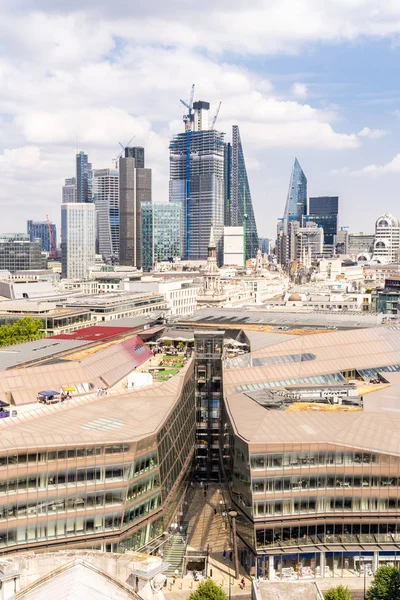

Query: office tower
<box><xmin>62</xmin><ymin>177</ymin><xmax>77</xmax><ymax>203</ymax></box>
<box><xmin>259</xmin><ymin>237</ymin><xmax>272</xmax><ymax>255</ymax></box>
<box><xmin>27</xmin><ymin>220</ymin><xmax>57</xmax><ymax>254</ymax></box>
<box><xmin>76</xmin><ymin>151</ymin><xmax>92</xmax><ymax>203</ymax></box>
<box><xmin>169</xmin><ymin>101</ymin><xmax>225</xmax><ymax>264</ymax></box>
<box><xmin>373</xmin><ymin>213</ymin><xmax>400</xmax><ymax>264</ymax></box>
<box><xmin>61</xmin><ymin>203</ymin><xmax>96</xmax><ymax>279</ymax></box>
<box><xmin>288</xmin><ymin>220</ymin><xmax>324</xmax><ymax>264</ymax></box>
<box><xmin>224</xmin><ymin>125</ymin><xmax>259</xmax><ymax>261</ymax></box>
<box><xmin>335</xmin><ymin>228</ymin><xmax>349</xmax><ymax>255</ymax></box>
<box><xmin>92</xmin><ymin>168</ymin><xmax>119</xmax><ymax>263</ymax></box>
<box><xmin>141</xmin><ymin>202</ymin><xmax>181</xmax><ymax>271</ymax></box>
<box><xmin>283</xmin><ymin>158</ymin><xmax>307</xmax><ymax>231</ymax></box>
<box><xmin>119</xmin><ymin>147</ymin><xmax>152</xmax><ymax>268</ymax></box>
<box><xmin>0</xmin><ymin>237</ymin><xmax>45</xmax><ymax>271</ymax></box>
<box><xmin>308</xmin><ymin>196</ymin><xmax>339</xmax><ymax>247</ymax></box>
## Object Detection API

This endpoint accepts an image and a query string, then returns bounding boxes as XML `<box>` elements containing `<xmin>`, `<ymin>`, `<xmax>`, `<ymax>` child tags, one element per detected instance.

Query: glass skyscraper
<box><xmin>141</xmin><ymin>202</ymin><xmax>181</xmax><ymax>271</ymax></box>
<box><xmin>308</xmin><ymin>196</ymin><xmax>339</xmax><ymax>246</ymax></box>
<box><xmin>27</xmin><ymin>220</ymin><xmax>57</xmax><ymax>253</ymax></box>
<box><xmin>92</xmin><ymin>168</ymin><xmax>119</xmax><ymax>263</ymax></box>
<box><xmin>283</xmin><ymin>158</ymin><xmax>307</xmax><ymax>231</ymax></box>
<box><xmin>224</xmin><ymin>125</ymin><xmax>259</xmax><ymax>260</ymax></box>
<box><xmin>76</xmin><ymin>151</ymin><xmax>92</xmax><ymax>203</ymax></box>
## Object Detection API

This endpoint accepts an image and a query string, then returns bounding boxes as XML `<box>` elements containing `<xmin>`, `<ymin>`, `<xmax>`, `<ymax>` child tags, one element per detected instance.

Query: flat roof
<box><xmin>0</xmin><ymin>338</ymin><xmax>88</xmax><ymax>370</ymax></box>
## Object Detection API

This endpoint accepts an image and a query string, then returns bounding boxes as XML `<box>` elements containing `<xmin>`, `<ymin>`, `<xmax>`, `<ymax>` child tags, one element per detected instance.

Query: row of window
<box><xmin>0</xmin><ymin>445</ymin><xmax>130</xmax><ymax>467</ymax></box>
<box><xmin>249</xmin><ymin>451</ymin><xmax>378</xmax><ymax>471</ymax></box>
<box><xmin>252</xmin><ymin>474</ymin><xmax>400</xmax><ymax>493</ymax></box>
<box><xmin>254</xmin><ymin>496</ymin><xmax>400</xmax><ymax>517</ymax></box>
<box><xmin>255</xmin><ymin>522</ymin><xmax>400</xmax><ymax>548</ymax></box>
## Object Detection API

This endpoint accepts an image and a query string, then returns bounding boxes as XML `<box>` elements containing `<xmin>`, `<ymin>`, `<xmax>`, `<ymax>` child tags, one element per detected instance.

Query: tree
<box><xmin>0</xmin><ymin>317</ymin><xmax>43</xmax><ymax>347</ymax></box>
<box><xmin>188</xmin><ymin>579</ymin><xmax>227</xmax><ymax>600</ymax></box>
<box><xmin>324</xmin><ymin>585</ymin><xmax>351</xmax><ymax>600</ymax></box>
<box><xmin>367</xmin><ymin>566</ymin><xmax>400</xmax><ymax>600</ymax></box>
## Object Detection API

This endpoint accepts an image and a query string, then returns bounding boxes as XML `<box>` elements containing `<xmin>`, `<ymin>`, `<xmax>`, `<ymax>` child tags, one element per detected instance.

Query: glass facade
<box><xmin>0</xmin><ymin>368</ymin><xmax>195</xmax><ymax>554</ymax></box>
<box><xmin>141</xmin><ymin>202</ymin><xmax>181</xmax><ymax>271</ymax></box>
<box><xmin>27</xmin><ymin>220</ymin><xmax>57</xmax><ymax>253</ymax></box>
<box><xmin>224</xmin><ymin>126</ymin><xmax>259</xmax><ymax>260</ymax></box>
<box><xmin>92</xmin><ymin>169</ymin><xmax>119</xmax><ymax>263</ymax></box>
<box><xmin>283</xmin><ymin>158</ymin><xmax>307</xmax><ymax>231</ymax></box>
<box><xmin>308</xmin><ymin>196</ymin><xmax>339</xmax><ymax>246</ymax></box>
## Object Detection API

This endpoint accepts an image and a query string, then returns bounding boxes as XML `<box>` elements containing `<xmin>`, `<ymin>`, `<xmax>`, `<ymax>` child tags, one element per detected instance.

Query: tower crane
<box><xmin>45</xmin><ymin>214</ymin><xmax>56</xmax><ymax>259</ymax></box>
<box><xmin>211</xmin><ymin>101</ymin><xmax>222</xmax><ymax>130</ymax></box>
<box><xmin>112</xmin><ymin>136</ymin><xmax>136</xmax><ymax>168</ymax></box>
<box><xmin>180</xmin><ymin>84</ymin><xmax>195</xmax><ymax>131</ymax></box>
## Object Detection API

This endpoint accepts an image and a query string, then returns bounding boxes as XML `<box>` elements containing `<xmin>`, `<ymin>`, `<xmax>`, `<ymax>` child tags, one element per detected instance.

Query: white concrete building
<box><xmin>373</xmin><ymin>212</ymin><xmax>400</xmax><ymax>264</ymax></box>
<box><xmin>61</xmin><ymin>203</ymin><xmax>96</xmax><ymax>280</ymax></box>
<box><xmin>223</xmin><ymin>226</ymin><xmax>244</xmax><ymax>266</ymax></box>
<box><xmin>121</xmin><ymin>277</ymin><xmax>199</xmax><ymax>316</ymax></box>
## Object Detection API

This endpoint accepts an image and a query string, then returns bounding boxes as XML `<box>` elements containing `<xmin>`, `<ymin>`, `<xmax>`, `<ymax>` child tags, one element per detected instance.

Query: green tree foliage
<box><xmin>324</xmin><ymin>584</ymin><xmax>351</xmax><ymax>600</ymax></box>
<box><xmin>367</xmin><ymin>566</ymin><xmax>400</xmax><ymax>600</ymax></box>
<box><xmin>0</xmin><ymin>317</ymin><xmax>43</xmax><ymax>347</ymax></box>
<box><xmin>188</xmin><ymin>580</ymin><xmax>227</xmax><ymax>600</ymax></box>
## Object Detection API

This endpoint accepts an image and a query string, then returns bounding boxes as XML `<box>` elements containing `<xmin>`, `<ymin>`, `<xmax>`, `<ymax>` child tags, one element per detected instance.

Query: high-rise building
<box><xmin>92</xmin><ymin>168</ymin><xmax>119</xmax><ymax>263</ymax></box>
<box><xmin>61</xmin><ymin>203</ymin><xmax>96</xmax><ymax>279</ymax></box>
<box><xmin>62</xmin><ymin>177</ymin><xmax>77</xmax><ymax>203</ymax></box>
<box><xmin>27</xmin><ymin>220</ymin><xmax>57</xmax><ymax>254</ymax></box>
<box><xmin>141</xmin><ymin>202</ymin><xmax>181</xmax><ymax>271</ymax></box>
<box><xmin>224</xmin><ymin>125</ymin><xmax>259</xmax><ymax>261</ymax></box>
<box><xmin>0</xmin><ymin>237</ymin><xmax>45</xmax><ymax>271</ymax></box>
<box><xmin>373</xmin><ymin>213</ymin><xmax>400</xmax><ymax>264</ymax></box>
<box><xmin>288</xmin><ymin>220</ymin><xmax>324</xmax><ymax>264</ymax></box>
<box><xmin>169</xmin><ymin>101</ymin><xmax>225</xmax><ymax>264</ymax></box>
<box><xmin>308</xmin><ymin>196</ymin><xmax>339</xmax><ymax>247</ymax></box>
<box><xmin>119</xmin><ymin>147</ymin><xmax>152</xmax><ymax>269</ymax></box>
<box><xmin>283</xmin><ymin>158</ymin><xmax>307</xmax><ymax>231</ymax></box>
<box><xmin>259</xmin><ymin>237</ymin><xmax>272</xmax><ymax>255</ymax></box>
<box><xmin>76</xmin><ymin>152</ymin><xmax>92</xmax><ymax>203</ymax></box>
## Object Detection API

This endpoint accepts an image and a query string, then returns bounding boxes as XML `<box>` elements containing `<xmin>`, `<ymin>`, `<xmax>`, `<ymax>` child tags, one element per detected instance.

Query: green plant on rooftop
<box><xmin>188</xmin><ymin>579</ymin><xmax>227</xmax><ymax>600</ymax></box>
<box><xmin>324</xmin><ymin>584</ymin><xmax>351</xmax><ymax>600</ymax></box>
<box><xmin>0</xmin><ymin>317</ymin><xmax>43</xmax><ymax>347</ymax></box>
<box><xmin>367</xmin><ymin>566</ymin><xmax>400</xmax><ymax>600</ymax></box>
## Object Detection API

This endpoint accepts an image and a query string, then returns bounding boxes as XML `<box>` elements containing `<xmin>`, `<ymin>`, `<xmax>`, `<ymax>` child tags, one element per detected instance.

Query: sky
<box><xmin>1</xmin><ymin>0</ymin><xmax>400</xmax><ymax>239</ymax></box>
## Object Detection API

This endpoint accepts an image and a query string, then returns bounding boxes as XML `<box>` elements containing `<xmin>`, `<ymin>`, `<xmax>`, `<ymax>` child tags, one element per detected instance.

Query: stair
<box><xmin>163</xmin><ymin>533</ymin><xmax>186</xmax><ymax>576</ymax></box>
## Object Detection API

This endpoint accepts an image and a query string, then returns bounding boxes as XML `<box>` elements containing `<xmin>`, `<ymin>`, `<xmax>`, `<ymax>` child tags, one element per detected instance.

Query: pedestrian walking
<box><xmin>229</xmin><ymin>551</ymin><xmax>233</xmax><ymax>562</ymax></box>
<box><xmin>223</xmin><ymin>549</ymin><xmax>227</xmax><ymax>560</ymax></box>
<box><xmin>203</xmin><ymin>489</ymin><xmax>207</xmax><ymax>498</ymax></box>
<box><xmin>240</xmin><ymin>578</ymin><xmax>245</xmax><ymax>590</ymax></box>
<box><xmin>214</xmin><ymin>508</ymin><xmax>217</xmax><ymax>516</ymax></box>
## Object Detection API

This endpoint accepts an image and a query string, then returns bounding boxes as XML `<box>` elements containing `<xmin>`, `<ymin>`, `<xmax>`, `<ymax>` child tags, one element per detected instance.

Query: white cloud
<box><xmin>291</xmin><ymin>83</ymin><xmax>308</xmax><ymax>99</ymax></box>
<box><xmin>352</xmin><ymin>154</ymin><xmax>400</xmax><ymax>176</ymax></box>
<box><xmin>358</xmin><ymin>127</ymin><xmax>389</xmax><ymax>139</ymax></box>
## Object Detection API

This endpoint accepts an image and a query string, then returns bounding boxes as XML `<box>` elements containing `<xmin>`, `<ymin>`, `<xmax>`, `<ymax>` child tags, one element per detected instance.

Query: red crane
<box><xmin>46</xmin><ymin>214</ymin><xmax>56</xmax><ymax>258</ymax></box>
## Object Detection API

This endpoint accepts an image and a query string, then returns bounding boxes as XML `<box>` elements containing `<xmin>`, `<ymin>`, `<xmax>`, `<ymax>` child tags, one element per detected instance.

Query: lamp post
<box><xmin>228</xmin><ymin>510</ymin><xmax>239</xmax><ymax>580</ymax></box>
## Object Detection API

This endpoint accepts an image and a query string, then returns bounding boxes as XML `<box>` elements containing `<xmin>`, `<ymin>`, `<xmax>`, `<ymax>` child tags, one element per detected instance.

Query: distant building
<box><xmin>373</xmin><ymin>213</ymin><xmax>400</xmax><ymax>264</ymax></box>
<box><xmin>92</xmin><ymin>168</ymin><xmax>119</xmax><ymax>263</ymax></box>
<box><xmin>308</xmin><ymin>196</ymin><xmax>339</xmax><ymax>247</ymax></box>
<box><xmin>224</xmin><ymin>125</ymin><xmax>259</xmax><ymax>260</ymax></box>
<box><xmin>76</xmin><ymin>151</ymin><xmax>92</xmax><ymax>203</ymax></box>
<box><xmin>335</xmin><ymin>228</ymin><xmax>349</xmax><ymax>255</ymax></box>
<box><xmin>170</xmin><ymin>100</ymin><xmax>225</xmax><ymax>264</ymax></box>
<box><xmin>259</xmin><ymin>237</ymin><xmax>272</xmax><ymax>255</ymax></box>
<box><xmin>141</xmin><ymin>202</ymin><xmax>181</xmax><ymax>271</ymax></box>
<box><xmin>62</xmin><ymin>177</ymin><xmax>77</xmax><ymax>203</ymax></box>
<box><xmin>27</xmin><ymin>220</ymin><xmax>57</xmax><ymax>253</ymax></box>
<box><xmin>196</xmin><ymin>226</ymin><xmax>226</xmax><ymax>308</ymax></box>
<box><xmin>283</xmin><ymin>158</ymin><xmax>307</xmax><ymax>231</ymax></box>
<box><xmin>119</xmin><ymin>147</ymin><xmax>152</xmax><ymax>269</ymax></box>
<box><xmin>288</xmin><ymin>220</ymin><xmax>324</xmax><ymax>264</ymax></box>
<box><xmin>0</xmin><ymin>238</ymin><xmax>46</xmax><ymax>272</ymax></box>
<box><xmin>223</xmin><ymin>226</ymin><xmax>244</xmax><ymax>266</ymax></box>
<box><xmin>61</xmin><ymin>203</ymin><xmax>96</xmax><ymax>279</ymax></box>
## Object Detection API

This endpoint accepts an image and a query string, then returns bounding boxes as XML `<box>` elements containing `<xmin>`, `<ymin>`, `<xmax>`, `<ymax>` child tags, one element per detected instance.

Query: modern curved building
<box><xmin>373</xmin><ymin>212</ymin><xmax>400</xmax><ymax>264</ymax></box>
<box><xmin>2</xmin><ymin>321</ymin><xmax>400</xmax><ymax>584</ymax></box>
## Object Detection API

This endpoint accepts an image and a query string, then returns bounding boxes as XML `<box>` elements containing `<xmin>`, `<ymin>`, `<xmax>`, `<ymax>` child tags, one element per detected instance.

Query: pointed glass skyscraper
<box><xmin>283</xmin><ymin>157</ymin><xmax>307</xmax><ymax>231</ymax></box>
<box><xmin>224</xmin><ymin>125</ymin><xmax>259</xmax><ymax>260</ymax></box>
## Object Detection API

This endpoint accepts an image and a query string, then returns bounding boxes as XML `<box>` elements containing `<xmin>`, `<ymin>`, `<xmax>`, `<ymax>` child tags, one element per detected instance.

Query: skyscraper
<box><xmin>224</xmin><ymin>125</ymin><xmax>259</xmax><ymax>260</ymax></box>
<box><xmin>308</xmin><ymin>196</ymin><xmax>339</xmax><ymax>247</ymax></box>
<box><xmin>27</xmin><ymin>220</ymin><xmax>57</xmax><ymax>254</ymax></box>
<box><xmin>141</xmin><ymin>202</ymin><xmax>181</xmax><ymax>271</ymax></box>
<box><xmin>169</xmin><ymin>101</ymin><xmax>225</xmax><ymax>264</ymax></box>
<box><xmin>76</xmin><ymin>151</ymin><xmax>92</xmax><ymax>203</ymax></box>
<box><xmin>373</xmin><ymin>213</ymin><xmax>400</xmax><ymax>264</ymax></box>
<box><xmin>62</xmin><ymin>177</ymin><xmax>77</xmax><ymax>203</ymax></box>
<box><xmin>119</xmin><ymin>147</ymin><xmax>152</xmax><ymax>268</ymax></box>
<box><xmin>283</xmin><ymin>158</ymin><xmax>307</xmax><ymax>231</ymax></box>
<box><xmin>61</xmin><ymin>203</ymin><xmax>96</xmax><ymax>279</ymax></box>
<box><xmin>92</xmin><ymin>168</ymin><xmax>119</xmax><ymax>263</ymax></box>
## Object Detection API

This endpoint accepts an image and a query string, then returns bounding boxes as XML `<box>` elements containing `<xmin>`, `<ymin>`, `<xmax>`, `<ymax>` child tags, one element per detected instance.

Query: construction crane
<box><xmin>211</xmin><ymin>101</ymin><xmax>222</xmax><ymax>130</ymax></box>
<box><xmin>45</xmin><ymin>214</ymin><xmax>56</xmax><ymax>259</ymax></box>
<box><xmin>180</xmin><ymin>83</ymin><xmax>195</xmax><ymax>131</ymax></box>
<box><xmin>112</xmin><ymin>136</ymin><xmax>136</xmax><ymax>168</ymax></box>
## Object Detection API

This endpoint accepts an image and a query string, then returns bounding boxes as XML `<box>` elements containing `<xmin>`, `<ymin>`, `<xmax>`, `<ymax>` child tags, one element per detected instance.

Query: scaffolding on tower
<box><xmin>180</xmin><ymin>84</ymin><xmax>195</xmax><ymax>259</ymax></box>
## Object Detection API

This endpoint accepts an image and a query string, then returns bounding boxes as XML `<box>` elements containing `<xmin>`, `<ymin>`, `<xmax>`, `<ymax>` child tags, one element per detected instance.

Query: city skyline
<box><xmin>1</xmin><ymin>1</ymin><xmax>400</xmax><ymax>239</ymax></box>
